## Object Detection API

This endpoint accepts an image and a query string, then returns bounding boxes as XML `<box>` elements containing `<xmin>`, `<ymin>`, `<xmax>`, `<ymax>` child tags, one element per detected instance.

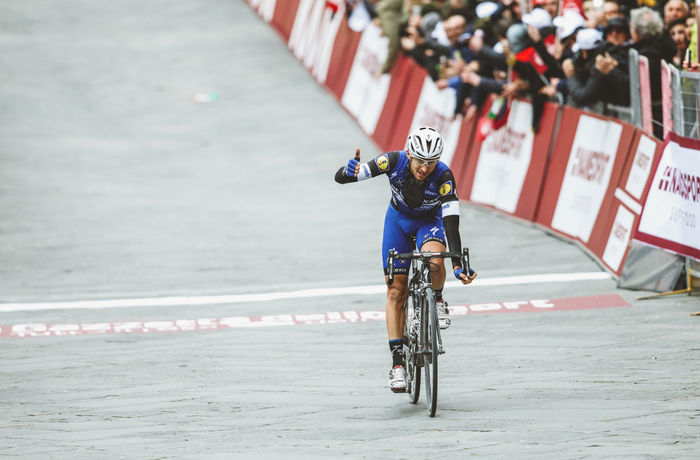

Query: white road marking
<box><xmin>0</xmin><ymin>272</ymin><xmax>611</xmax><ymax>313</ymax></box>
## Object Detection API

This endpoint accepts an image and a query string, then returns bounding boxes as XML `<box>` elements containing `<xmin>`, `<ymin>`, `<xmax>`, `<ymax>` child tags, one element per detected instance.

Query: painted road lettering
<box><xmin>0</xmin><ymin>295</ymin><xmax>629</xmax><ymax>339</ymax></box>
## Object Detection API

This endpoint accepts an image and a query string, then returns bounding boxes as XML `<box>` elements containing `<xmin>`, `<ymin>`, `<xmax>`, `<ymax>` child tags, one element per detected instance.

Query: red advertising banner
<box><xmin>448</xmin><ymin>110</ymin><xmax>479</xmax><ymax>191</ymax></box>
<box><xmin>372</xmin><ymin>56</ymin><xmax>425</xmax><ymax>151</ymax></box>
<box><xmin>271</xmin><ymin>0</ymin><xmax>301</xmax><ymax>40</ymax></box>
<box><xmin>386</xmin><ymin>61</ymin><xmax>429</xmax><ymax>150</ymax></box>
<box><xmin>324</xmin><ymin>20</ymin><xmax>362</xmax><ymax>100</ymax></box>
<box><xmin>635</xmin><ymin>132</ymin><xmax>700</xmax><ymax>261</ymax></box>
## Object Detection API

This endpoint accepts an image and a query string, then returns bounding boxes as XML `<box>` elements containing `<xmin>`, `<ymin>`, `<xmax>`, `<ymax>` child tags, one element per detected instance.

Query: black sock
<box><xmin>389</xmin><ymin>338</ymin><xmax>404</xmax><ymax>367</ymax></box>
<box><xmin>434</xmin><ymin>289</ymin><xmax>443</xmax><ymax>301</ymax></box>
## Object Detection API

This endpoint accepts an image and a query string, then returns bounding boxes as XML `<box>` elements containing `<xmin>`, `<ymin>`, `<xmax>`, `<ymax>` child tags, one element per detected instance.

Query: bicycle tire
<box><xmin>404</xmin><ymin>294</ymin><xmax>420</xmax><ymax>404</ymax></box>
<box><xmin>424</xmin><ymin>288</ymin><xmax>439</xmax><ymax>417</ymax></box>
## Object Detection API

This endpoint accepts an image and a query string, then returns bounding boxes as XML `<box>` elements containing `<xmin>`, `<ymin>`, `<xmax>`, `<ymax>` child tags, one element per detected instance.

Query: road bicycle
<box><xmin>387</xmin><ymin>247</ymin><xmax>470</xmax><ymax>417</ymax></box>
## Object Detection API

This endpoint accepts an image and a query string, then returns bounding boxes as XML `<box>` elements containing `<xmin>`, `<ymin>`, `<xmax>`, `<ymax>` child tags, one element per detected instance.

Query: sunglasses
<box><xmin>412</xmin><ymin>158</ymin><xmax>439</xmax><ymax>168</ymax></box>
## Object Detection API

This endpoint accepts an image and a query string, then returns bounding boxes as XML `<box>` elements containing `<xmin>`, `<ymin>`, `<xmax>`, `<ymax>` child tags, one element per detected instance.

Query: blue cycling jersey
<box><xmin>356</xmin><ymin>150</ymin><xmax>460</xmax><ymax>218</ymax></box>
<box><xmin>335</xmin><ymin>150</ymin><xmax>463</xmax><ymax>274</ymax></box>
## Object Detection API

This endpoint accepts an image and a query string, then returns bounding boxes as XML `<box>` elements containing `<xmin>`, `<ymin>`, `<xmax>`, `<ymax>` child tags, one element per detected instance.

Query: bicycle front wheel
<box><xmin>423</xmin><ymin>288</ymin><xmax>439</xmax><ymax>417</ymax></box>
<box><xmin>404</xmin><ymin>294</ymin><xmax>420</xmax><ymax>404</ymax></box>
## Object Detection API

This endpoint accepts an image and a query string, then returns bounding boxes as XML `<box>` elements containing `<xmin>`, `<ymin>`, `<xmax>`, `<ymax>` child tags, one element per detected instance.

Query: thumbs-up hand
<box><xmin>346</xmin><ymin>148</ymin><xmax>361</xmax><ymax>177</ymax></box>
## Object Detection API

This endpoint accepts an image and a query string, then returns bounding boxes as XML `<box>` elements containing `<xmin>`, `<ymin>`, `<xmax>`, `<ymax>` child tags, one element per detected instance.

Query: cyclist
<box><xmin>334</xmin><ymin>126</ymin><xmax>477</xmax><ymax>393</ymax></box>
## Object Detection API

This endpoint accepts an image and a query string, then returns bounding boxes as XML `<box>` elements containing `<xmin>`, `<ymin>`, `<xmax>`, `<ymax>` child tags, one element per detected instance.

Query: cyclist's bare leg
<box><xmin>384</xmin><ymin>274</ymin><xmax>408</xmax><ymax>340</ymax></box>
<box><xmin>420</xmin><ymin>240</ymin><xmax>446</xmax><ymax>290</ymax></box>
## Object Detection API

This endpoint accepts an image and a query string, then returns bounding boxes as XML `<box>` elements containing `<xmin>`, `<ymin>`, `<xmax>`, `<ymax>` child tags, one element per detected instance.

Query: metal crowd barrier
<box><xmin>675</xmin><ymin>67</ymin><xmax>700</xmax><ymax>138</ymax></box>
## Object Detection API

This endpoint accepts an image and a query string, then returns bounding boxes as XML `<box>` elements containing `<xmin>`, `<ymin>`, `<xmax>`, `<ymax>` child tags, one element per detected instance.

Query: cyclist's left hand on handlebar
<box><xmin>454</xmin><ymin>267</ymin><xmax>477</xmax><ymax>285</ymax></box>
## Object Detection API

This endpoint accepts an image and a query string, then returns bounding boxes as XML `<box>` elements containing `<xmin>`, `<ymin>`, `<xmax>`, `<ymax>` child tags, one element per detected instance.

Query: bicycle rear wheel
<box><xmin>423</xmin><ymin>288</ymin><xmax>439</xmax><ymax>417</ymax></box>
<box><xmin>403</xmin><ymin>294</ymin><xmax>420</xmax><ymax>404</ymax></box>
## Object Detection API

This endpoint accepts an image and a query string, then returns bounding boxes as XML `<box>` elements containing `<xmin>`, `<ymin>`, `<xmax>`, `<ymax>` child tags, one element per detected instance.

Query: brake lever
<box><xmin>463</xmin><ymin>247</ymin><xmax>471</xmax><ymax>276</ymax></box>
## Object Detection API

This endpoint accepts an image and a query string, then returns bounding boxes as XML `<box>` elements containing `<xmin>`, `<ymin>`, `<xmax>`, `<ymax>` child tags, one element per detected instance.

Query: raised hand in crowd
<box><xmin>501</xmin><ymin>79</ymin><xmax>529</xmax><ymax>97</ymax></box>
<box><xmin>465</xmin><ymin>103</ymin><xmax>478</xmax><ymax>120</ymax></box>
<box><xmin>460</xmin><ymin>65</ymin><xmax>480</xmax><ymax>86</ymax></box>
<box><xmin>468</xmin><ymin>32</ymin><xmax>483</xmax><ymax>55</ymax></box>
<box><xmin>539</xmin><ymin>77</ymin><xmax>560</xmax><ymax>98</ymax></box>
<box><xmin>436</xmin><ymin>78</ymin><xmax>450</xmax><ymax>89</ymax></box>
<box><xmin>562</xmin><ymin>58</ymin><xmax>575</xmax><ymax>78</ymax></box>
<box><xmin>595</xmin><ymin>52</ymin><xmax>619</xmax><ymax>75</ymax></box>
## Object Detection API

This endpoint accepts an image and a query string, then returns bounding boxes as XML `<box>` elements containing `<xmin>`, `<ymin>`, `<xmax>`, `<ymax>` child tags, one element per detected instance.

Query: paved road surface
<box><xmin>1</xmin><ymin>1</ymin><xmax>698</xmax><ymax>458</ymax></box>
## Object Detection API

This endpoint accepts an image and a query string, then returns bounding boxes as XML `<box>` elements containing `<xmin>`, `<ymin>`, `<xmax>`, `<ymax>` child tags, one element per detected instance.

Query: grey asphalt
<box><xmin>1</xmin><ymin>0</ymin><xmax>698</xmax><ymax>458</ymax></box>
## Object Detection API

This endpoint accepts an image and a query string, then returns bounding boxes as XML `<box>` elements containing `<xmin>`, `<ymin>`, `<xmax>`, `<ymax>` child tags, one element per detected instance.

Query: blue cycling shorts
<box><xmin>382</xmin><ymin>205</ymin><xmax>446</xmax><ymax>275</ymax></box>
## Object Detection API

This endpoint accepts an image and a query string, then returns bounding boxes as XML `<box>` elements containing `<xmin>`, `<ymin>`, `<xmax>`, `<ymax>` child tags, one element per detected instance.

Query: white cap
<box><xmin>476</xmin><ymin>1</ymin><xmax>499</xmax><ymax>19</ymax></box>
<box><xmin>430</xmin><ymin>21</ymin><xmax>450</xmax><ymax>47</ymax></box>
<box><xmin>522</xmin><ymin>8</ymin><xmax>552</xmax><ymax>29</ymax></box>
<box><xmin>552</xmin><ymin>10</ymin><xmax>585</xmax><ymax>40</ymax></box>
<box><xmin>571</xmin><ymin>28</ymin><xmax>603</xmax><ymax>52</ymax></box>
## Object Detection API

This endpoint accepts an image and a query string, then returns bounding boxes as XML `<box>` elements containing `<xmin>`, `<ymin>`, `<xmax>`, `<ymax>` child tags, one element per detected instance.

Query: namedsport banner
<box><xmin>635</xmin><ymin>132</ymin><xmax>700</xmax><ymax>260</ymax></box>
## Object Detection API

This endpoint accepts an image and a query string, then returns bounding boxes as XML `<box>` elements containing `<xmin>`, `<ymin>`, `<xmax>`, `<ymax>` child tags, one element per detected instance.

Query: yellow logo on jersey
<box><xmin>439</xmin><ymin>181</ymin><xmax>452</xmax><ymax>196</ymax></box>
<box><xmin>376</xmin><ymin>155</ymin><xmax>389</xmax><ymax>170</ymax></box>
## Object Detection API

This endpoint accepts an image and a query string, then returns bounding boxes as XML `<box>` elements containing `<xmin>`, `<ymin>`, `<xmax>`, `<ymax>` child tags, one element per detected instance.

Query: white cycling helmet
<box><xmin>406</xmin><ymin>126</ymin><xmax>444</xmax><ymax>161</ymax></box>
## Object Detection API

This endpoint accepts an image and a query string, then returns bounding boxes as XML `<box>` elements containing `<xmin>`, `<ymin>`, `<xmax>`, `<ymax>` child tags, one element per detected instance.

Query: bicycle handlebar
<box><xmin>387</xmin><ymin>248</ymin><xmax>470</xmax><ymax>285</ymax></box>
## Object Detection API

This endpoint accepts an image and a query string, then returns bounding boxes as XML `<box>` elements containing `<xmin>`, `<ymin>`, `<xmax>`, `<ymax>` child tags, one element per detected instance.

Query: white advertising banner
<box><xmin>256</xmin><ymin>0</ymin><xmax>276</xmax><ymax>22</ymax></box>
<box><xmin>289</xmin><ymin>0</ymin><xmax>314</xmax><ymax>54</ymax></box>
<box><xmin>298</xmin><ymin>0</ymin><xmax>326</xmax><ymax>67</ymax></box>
<box><xmin>340</xmin><ymin>22</ymin><xmax>390</xmax><ymax>135</ymax></box>
<box><xmin>470</xmin><ymin>100</ymin><xmax>535</xmax><ymax>213</ymax></box>
<box><xmin>551</xmin><ymin>115</ymin><xmax>622</xmax><ymax>242</ymax></box>
<box><xmin>288</xmin><ymin>0</ymin><xmax>344</xmax><ymax>84</ymax></box>
<box><xmin>636</xmin><ymin>135</ymin><xmax>700</xmax><ymax>260</ymax></box>
<box><xmin>407</xmin><ymin>76</ymin><xmax>461</xmax><ymax>166</ymax></box>
<box><xmin>602</xmin><ymin>205</ymin><xmax>635</xmax><ymax>271</ymax></box>
<box><xmin>310</xmin><ymin>2</ymin><xmax>344</xmax><ymax>85</ymax></box>
<box><xmin>624</xmin><ymin>134</ymin><xmax>656</xmax><ymax>200</ymax></box>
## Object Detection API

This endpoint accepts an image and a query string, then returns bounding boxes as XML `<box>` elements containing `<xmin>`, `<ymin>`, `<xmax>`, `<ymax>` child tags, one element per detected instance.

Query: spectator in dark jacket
<box><xmin>400</xmin><ymin>12</ymin><xmax>451</xmax><ymax>80</ymax></box>
<box><xmin>630</xmin><ymin>6</ymin><xmax>677</xmax><ymax>137</ymax></box>
<box><xmin>599</xmin><ymin>16</ymin><xmax>632</xmax><ymax>105</ymax></box>
<box><xmin>603</xmin><ymin>16</ymin><xmax>631</xmax><ymax>46</ymax></box>
<box><xmin>562</xmin><ymin>25</ymin><xmax>631</xmax><ymax>109</ymax></box>
<box><xmin>565</xmin><ymin>28</ymin><xmax>606</xmax><ymax>109</ymax></box>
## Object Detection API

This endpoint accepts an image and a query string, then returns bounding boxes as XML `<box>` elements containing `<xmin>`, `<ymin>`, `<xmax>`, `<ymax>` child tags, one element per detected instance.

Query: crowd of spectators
<box><xmin>346</xmin><ymin>0</ymin><xmax>697</xmax><ymax>138</ymax></box>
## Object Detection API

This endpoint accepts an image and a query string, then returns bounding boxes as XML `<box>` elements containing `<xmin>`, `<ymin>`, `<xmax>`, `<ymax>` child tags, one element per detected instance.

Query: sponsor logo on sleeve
<box><xmin>376</xmin><ymin>155</ymin><xmax>389</xmax><ymax>171</ymax></box>
<box><xmin>439</xmin><ymin>180</ymin><xmax>453</xmax><ymax>196</ymax></box>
